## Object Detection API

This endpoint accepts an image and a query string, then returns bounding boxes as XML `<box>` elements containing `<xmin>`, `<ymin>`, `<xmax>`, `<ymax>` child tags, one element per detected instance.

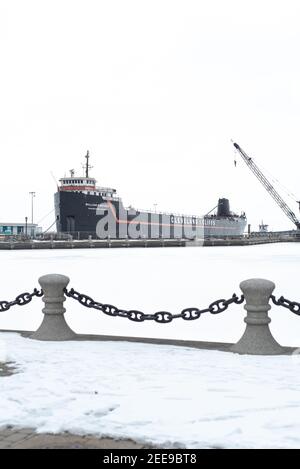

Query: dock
<box><xmin>0</xmin><ymin>232</ymin><xmax>299</xmax><ymax>250</ymax></box>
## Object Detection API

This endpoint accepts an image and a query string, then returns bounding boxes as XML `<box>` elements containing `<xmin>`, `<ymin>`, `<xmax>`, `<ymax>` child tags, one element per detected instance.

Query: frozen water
<box><xmin>0</xmin><ymin>243</ymin><xmax>299</xmax><ymax>346</ymax></box>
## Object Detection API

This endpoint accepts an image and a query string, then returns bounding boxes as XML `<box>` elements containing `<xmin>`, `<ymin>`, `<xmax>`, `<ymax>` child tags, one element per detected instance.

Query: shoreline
<box><xmin>0</xmin><ymin>235</ymin><xmax>299</xmax><ymax>250</ymax></box>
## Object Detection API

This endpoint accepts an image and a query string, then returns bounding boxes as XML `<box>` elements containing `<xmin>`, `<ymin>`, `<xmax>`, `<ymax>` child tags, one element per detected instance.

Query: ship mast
<box><xmin>85</xmin><ymin>150</ymin><xmax>92</xmax><ymax>178</ymax></box>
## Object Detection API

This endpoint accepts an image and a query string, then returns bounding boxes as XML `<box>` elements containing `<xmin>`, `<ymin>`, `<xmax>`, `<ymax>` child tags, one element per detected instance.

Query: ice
<box><xmin>0</xmin><ymin>243</ymin><xmax>300</xmax><ymax>346</ymax></box>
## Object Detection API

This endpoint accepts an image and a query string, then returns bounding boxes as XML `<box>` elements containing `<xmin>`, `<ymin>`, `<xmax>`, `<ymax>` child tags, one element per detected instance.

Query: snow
<box><xmin>0</xmin><ymin>243</ymin><xmax>300</xmax><ymax>346</ymax></box>
<box><xmin>1</xmin><ymin>243</ymin><xmax>300</xmax><ymax>448</ymax></box>
<box><xmin>1</xmin><ymin>331</ymin><xmax>300</xmax><ymax>449</ymax></box>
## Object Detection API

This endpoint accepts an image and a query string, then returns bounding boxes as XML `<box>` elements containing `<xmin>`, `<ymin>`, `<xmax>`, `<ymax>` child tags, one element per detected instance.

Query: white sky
<box><xmin>1</xmin><ymin>0</ymin><xmax>300</xmax><ymax>231</ymax></box>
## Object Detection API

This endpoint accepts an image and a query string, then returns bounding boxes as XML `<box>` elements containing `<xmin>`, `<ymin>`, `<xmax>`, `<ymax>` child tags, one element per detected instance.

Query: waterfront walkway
<box><xmin>0</xmin><ymin>427</ymin><xmax>150</xmax><ymax>449</ymax></box>
<box><xmin>0</xmin><ymin>358</ymin><xmax>152</xmax><ymax>449</ymax></box>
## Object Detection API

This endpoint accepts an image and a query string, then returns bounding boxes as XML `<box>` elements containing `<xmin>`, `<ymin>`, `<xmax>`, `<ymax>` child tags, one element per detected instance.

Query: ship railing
<box><xmin>126</xmin><ymin>207</ymin><xmax>204</xmax><ymax>219</ymax></box>
<box><xmin>103</xmin><ymin>196</ymin><xmax>120</xmax><ymax>201</ymax></box>
<box><xmin>126</xmin><ymin>207</ymin><xmax>245</xmax><ymax>219</ymax></box>
<box><xmin>95</xmin><ymin>186</ymin><xmax>117</xmax><ymax>193</ymax></box>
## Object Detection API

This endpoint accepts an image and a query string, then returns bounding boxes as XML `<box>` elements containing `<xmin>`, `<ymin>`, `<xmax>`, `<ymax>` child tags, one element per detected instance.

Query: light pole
<box><xmin>29</xmin><ymin>192</ymin><xmax>36</xmax><ymax>235</ymax></box>
<box><xmin>29</xmin><ymin>192</ymin><xmax>36</xmax><ymax>225</ymax></box>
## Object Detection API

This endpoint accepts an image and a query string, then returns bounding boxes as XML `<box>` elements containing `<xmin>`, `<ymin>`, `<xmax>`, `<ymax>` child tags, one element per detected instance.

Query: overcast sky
<box><xmin>1</xmin><ymin>0</ymin><xmax>300</xmax><ymax>231</ymax></box>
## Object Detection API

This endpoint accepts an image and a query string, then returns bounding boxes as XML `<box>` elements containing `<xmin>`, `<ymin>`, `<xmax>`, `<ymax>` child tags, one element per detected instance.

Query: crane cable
<box><xmin>257</xmin><ymin>162</ymin><xmax>297</xmax><ymax>203</ymax></box>
<box><xmin>232</xmin><ymin>142</ymin><xmax>298</xmax><ymax>203</ymax></box>
<box><xmin>43</xmin><ymin>219</ymin><xmax>57</xmax><ymax>234</ymax></box>
<box><xmin>36</xmin><ymin>208</ymin><xmax>55</xmax><ymax>225</ymax></box>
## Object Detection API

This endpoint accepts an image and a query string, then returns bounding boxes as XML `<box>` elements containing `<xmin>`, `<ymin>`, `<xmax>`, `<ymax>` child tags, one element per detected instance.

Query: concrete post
<box><xmin>231</xmin><ymin>278</ymin><xmax>285</xmax><ymax>355</ymax></box>
<box><xmin>30</xmin><ymin>274</ymin><xmax>76</xmax><ymax>341</ymax></box>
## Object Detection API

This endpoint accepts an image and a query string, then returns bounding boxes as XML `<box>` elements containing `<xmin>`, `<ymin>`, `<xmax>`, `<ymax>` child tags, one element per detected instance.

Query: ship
<box><xmin>55</xmin><ymin>152</ymin><xmax>247</xmax><ymax>240</ymax></box>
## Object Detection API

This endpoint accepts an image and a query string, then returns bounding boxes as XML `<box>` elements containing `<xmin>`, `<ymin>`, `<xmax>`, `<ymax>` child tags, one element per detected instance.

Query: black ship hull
<box><xmin>55</xmin><ymin>191</ymin><xmax>247</xmax><ymax>239</ymax></box>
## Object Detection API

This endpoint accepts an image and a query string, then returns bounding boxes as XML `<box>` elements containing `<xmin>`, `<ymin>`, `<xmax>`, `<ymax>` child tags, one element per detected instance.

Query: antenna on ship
<box><xmin>84</xmin><ymin>150</ymin><xmax>93</xmax><ymax>178</ymax></box>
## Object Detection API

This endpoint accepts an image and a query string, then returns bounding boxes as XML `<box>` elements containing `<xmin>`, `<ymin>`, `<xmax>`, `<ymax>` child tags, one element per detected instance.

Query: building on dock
<box><xmin>0</xmin><ymin>222</ymin><xmax>42</xmax><ymax>238</ymax></box>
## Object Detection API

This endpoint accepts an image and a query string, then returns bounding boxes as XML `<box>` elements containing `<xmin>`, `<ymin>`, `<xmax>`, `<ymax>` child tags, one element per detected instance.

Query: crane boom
<box><xmin>233</xmin><ymin>142</ymin><xmax>300</xmax><ymax>230</ymax></box>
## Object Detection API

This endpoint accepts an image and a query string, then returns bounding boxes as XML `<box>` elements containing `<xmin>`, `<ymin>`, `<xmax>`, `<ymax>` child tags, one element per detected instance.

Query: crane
<box><xmin>233</xmin><ymin>142</ymin><xmax>300</xmax><ymax>230</ymax></box>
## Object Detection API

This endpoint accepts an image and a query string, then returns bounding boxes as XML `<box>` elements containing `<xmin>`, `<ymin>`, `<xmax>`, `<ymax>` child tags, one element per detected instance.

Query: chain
<box><xmin>0</xmin><ymin>289</ymin><xmax>43</xmax><ymax>313</ymax></box>
<box><xmin>3</xmin><ymin>285</ymin><xmax>299</xmax><ymax>321</ymax></box>
<box><xmin>271</xmin><ymin>295</ymin><xmax>300</xmax><ymax>316</ymax></box>
<box><xmin>64</xmin><ymin>287</ymin><xmax>244</xmax><ymax>323</ymax></box>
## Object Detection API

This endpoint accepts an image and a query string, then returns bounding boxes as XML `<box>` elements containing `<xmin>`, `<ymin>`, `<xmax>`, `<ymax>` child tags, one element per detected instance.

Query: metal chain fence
<box><xmin>271</xmin><ymin>295</ymin><xmax>300</xmax><ymax>315</ymax></box>
<box><xmin>2</xmin><ymin>287</ymin><xmax>300</xmax><ymax>322</ymax></box>
<box><xmin>0</xmin><ymin>289</ymin><xmax>43</xmax><ymax>313</ymax></box>
<box><xmin>64</xmin><ymin>287</ymin><xmax>245</xmax><ymax>323</ymax></box>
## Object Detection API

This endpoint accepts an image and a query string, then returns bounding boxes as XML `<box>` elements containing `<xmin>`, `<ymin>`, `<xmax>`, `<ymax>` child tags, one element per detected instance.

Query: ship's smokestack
<box><xmin>217</xmin><ymin>198</ymin><xmax>231</xmax><ymax>217</ymax></box>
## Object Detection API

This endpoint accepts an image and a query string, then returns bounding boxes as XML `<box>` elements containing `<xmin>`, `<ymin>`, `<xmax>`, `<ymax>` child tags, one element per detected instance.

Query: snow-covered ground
<box><xmin>0</xmin><ymin>243</ymin><xmax>300</xmax><ymax>346</ymax></box>
<box><xmin>1</xmin><ymin>331</ymin><xmax>300</xmax><ymax>449</ymax></box>
<box><xmin>1</xmin><ymin>244</ymin><xmax>300</xmax><ymax>448</ymax></box>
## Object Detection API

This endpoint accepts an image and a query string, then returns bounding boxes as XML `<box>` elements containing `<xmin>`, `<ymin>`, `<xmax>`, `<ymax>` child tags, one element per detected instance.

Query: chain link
<box><xmin>0</xmin><ymin>289</ymin><xmax>43</xmax><ymax>313</ymax></box>
<box><xmin>271</xmin><ymin>295</ymin><xmax>300</xmax><ymax>315</ymax></box>
<box><xmin>3</xmin><ymin>286</ymin><xmax>300</xmax><ymax>321</ymax></box>
<box><xmin>64</xmin><ymin>287</ymin><xmax>244</xmax><ymax>323</ymax></box>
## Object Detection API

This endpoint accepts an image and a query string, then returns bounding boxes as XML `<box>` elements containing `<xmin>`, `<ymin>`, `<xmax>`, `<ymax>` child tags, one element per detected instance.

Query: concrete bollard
<box><xmin>231</xmin><ymin>278</ymin><xmax>285</xmax><ymax>355</ymax></box>
<box><xmin>30</xmin><ymin>274</ymin><xmax>76</xmax><ymax>341</ymax></box>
